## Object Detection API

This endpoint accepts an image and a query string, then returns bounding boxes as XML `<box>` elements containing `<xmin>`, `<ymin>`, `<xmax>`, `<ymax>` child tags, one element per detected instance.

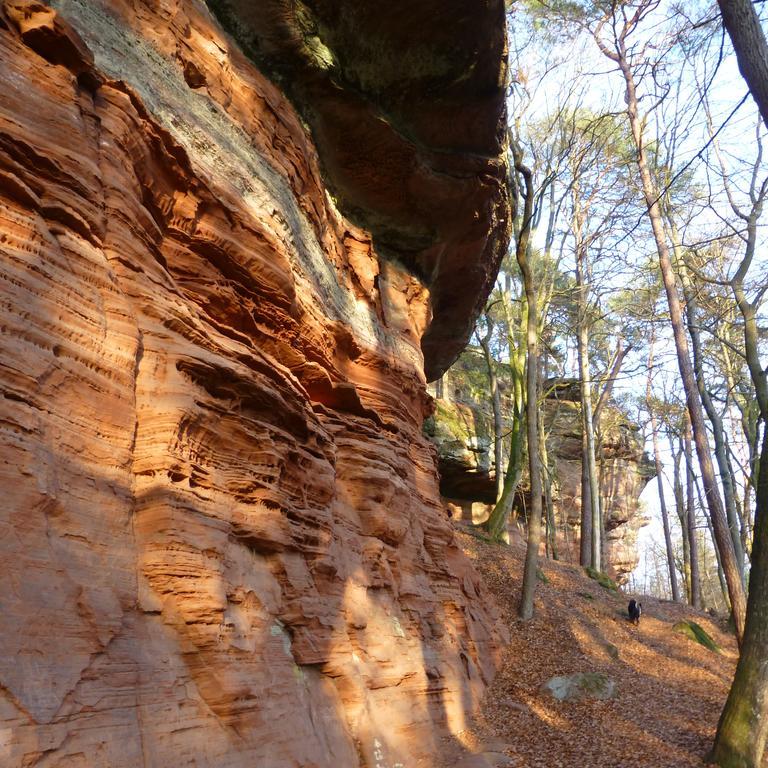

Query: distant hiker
<box><xmin>628</xmin><ymin>599</ymin><xmax>642</xmax><ymax>625</ymax></box>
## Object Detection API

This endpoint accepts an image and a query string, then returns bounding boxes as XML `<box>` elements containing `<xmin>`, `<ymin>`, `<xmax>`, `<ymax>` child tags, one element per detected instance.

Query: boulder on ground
<box><xmin>541</xmin><ymin>672</ymin><xmax>617</xmax><ymax>701</ymax></box>
<box><xmin>672</xmin><ymin>620</ymin><xmax>721</xmax><ymax>653</ymax></box>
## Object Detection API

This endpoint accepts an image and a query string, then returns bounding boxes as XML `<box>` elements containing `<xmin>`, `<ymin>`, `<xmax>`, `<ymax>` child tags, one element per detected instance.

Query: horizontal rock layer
<box><xmin>0</xmin><ymin>1</ymin><xmax>507</xmax><ymax>765</ymax></box>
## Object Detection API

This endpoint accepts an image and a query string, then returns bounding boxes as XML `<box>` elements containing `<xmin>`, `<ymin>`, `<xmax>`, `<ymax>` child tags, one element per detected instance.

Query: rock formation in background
<box><xmin>0</xmin><ymin>1</ymin><xmax>510</xmax><ymax>765</ymax></box>
<box><xmin>428</xmin><ymin>352</ymin><xmax>654</xmax><ymax>583</ymax></box>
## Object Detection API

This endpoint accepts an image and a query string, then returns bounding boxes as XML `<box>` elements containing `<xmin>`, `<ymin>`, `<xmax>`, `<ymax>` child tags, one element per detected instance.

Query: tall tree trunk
<box><xmin>712</xmin><ymin>165</ymin><xmax>768</xmax><ymax>767</ymax></box>
<box><xmin>593</xmin><ymin>340</ymin><xmax>631</xmax><ymax>571</ymax></box>
<box><xmin>579</xmin><ymin>446</ymin><xmax>593</xmax><ymax>566</ymax></box>
<box><xmin>724</xmin><ymin>433</ymin><xmax>750</xmax><ymax>561</ymax></box>
<box><xmin>653</xmin><ymin>421</ymin><xmax>682</xmax><ymax>602</ymax></box>
<box><xmin>596</xmin><ymin>427</ymin><xmax>607</xmax><ymax>570</ymax></box>
<box><xmin>684</xmin><ymin>415</ymin><xmax>703</xmax><ymax>609</ymax></box>
<box><xmin>672</xmin><ymin>440</ymin><xmax>692</xmax><ymax>603</ymax></box>
<box><xmin>484</xmin><ymin>420</ymin><xmax>523</xmax><ymax>540</ymax></box>
<box><xmin>576</xmin><ymin>268</ymin><xmax>601</xmax><ymax>571</ymax></box>
<box><xmin>717</xmin><ymin>0</ymin><xmax>768</xmax><ymax>132</ymax></box>
<box><xmin>712</xmin><ymin>426</ymin><xmax>768</xmax><ymax>767</ymax></box>
<box><xmin>483</xmin><ymin>336</ymin><xmax>525</xmax><ymax>541</ymax></box>
<box><xmin>545</xmin><ymin>479</ymin><xmax>558</xmax><ymax>560</ymax></box>
<box><xmin>699</xmin><ymin>535</ymin><xmax>716</xmax><ymax>611</ymax></box>
<box><xmin>647</xmin><ymin>338</ymin><xmax>681</xmax><ymax>602</ymax></box>
<box><xmin>606</xmin><ymin>43</ymin><xmax>746</xmax><ymax>640</ymax></box>
<box><xmin>720</xmin><ymin>324</ymin><xmax>760</xmax><ymax>559</ymax></box>
<box><xmin>541</xmin><ymin>414</ymin><xmax>558</xmax><ymax>561</ymax></box>
<box><xmin>675</xmin><ymin>236</ymin><xmax>747</xmax><ymax>582</ymax></box>
<box><xmin>479</xmin><ymin>317</ymin><xmax>505</xmax><ymax>502</ymax></box>
<box><xmin>696</xmin><ymin>476</ymin><xmax>730</xmax><ymax>612</ymax></box>
<box><xmin>572</xmin><ymin>199</ymin><xmax>601</xmax><ymax>571</ymax></box>
<box><xmin>513</xmin><ymin>146</ymin><xmax>543</xmax><ymax>621</ymax></box>
<box><xmin>519</xmin><ymin>293</ymin><xmax>542</xmax><ymax>620</ymax></box>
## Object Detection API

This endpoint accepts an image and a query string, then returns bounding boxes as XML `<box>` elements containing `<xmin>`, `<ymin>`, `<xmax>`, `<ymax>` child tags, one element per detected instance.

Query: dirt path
<box><xmin>448</xmin><ymin>529</ymin><xmax>741</xmax><ymax>768</ymax></box>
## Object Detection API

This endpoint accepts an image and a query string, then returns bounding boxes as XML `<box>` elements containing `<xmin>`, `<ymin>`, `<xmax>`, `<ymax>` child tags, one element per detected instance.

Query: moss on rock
<box><xmin>542</xmin><ymin>672</ymin><xmax>617</xmax><ymax>701</ymax></box>
<box><xmin>585</xmin><ymin>567</ymin><xmax>619</xmax><ymax>593</ymax></box>
<box><xmin>672</xmin><ymin>620</ymin><xmax>721</xmax><ymax>653</ymax></box>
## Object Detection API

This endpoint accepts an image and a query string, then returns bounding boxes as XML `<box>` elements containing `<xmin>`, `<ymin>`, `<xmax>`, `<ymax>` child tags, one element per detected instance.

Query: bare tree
<box><xmin>684</xmin><ymin>414</ymin><xmax>703</xmax><ymax>609</ymax></box>
<box><xmin>476</xmin><ymin>310</ymin><xmax>505</xmax><ymax>503</ymax></box>
<box><xmin>513</xmin><ymin>137</ymin><xmax>545</xmax><ymax>621</ymax></box>
<box><xmin>694</xmin><ymin>104</ymin><xmax>768</xmax><ymax>768</ymax></box>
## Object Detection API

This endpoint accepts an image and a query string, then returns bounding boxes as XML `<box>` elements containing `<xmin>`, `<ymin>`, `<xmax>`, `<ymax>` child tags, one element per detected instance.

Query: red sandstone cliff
<box><xmin>0</xmin><ymin>1</ymin><xmax>510</xmax><ymax>765</ymax></box>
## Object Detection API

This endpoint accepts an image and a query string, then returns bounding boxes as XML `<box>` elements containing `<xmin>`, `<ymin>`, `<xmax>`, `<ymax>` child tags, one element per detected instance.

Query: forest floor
<box><xmin>439</xmin><ymin>526</ymin><xmax>743</xmax><ymax>768</ymax></box>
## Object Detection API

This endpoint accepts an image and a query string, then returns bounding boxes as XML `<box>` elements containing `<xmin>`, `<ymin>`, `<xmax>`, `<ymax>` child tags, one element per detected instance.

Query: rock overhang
<box><xmin>209</xmin><ymin>0</ymin><xmax>512</xmax><ymax>380</ymax></box>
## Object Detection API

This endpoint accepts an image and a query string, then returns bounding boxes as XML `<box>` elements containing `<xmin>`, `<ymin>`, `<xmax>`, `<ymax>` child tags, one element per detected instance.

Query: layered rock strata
<box><xmin>0</xmin><ymin>1</ymin><xmax>509</xmax><ymax>765</ymax></box>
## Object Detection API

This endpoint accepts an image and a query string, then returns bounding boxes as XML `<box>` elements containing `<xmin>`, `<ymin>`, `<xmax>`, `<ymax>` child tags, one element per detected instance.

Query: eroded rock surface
<box><xmin>0</xmin><ymin>1</ymin><xmax>509</xmax><ymax>765</ymax></box>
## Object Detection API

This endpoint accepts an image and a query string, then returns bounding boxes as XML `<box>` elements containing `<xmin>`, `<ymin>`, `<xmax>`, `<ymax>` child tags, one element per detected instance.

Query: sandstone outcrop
<box><xmin>0</xmin><ymin>1</ymin><xmax>509</xmax><ymax>765</ymax></box>
<box><xmin>543</xmin><ymin>388</ymin><xmax>655</xmax><ymax>581</ymax></box>
<box><xmin>428</xmin><ymin>357</ymin><xmax>654</xmax><ymax>582</ymax></box>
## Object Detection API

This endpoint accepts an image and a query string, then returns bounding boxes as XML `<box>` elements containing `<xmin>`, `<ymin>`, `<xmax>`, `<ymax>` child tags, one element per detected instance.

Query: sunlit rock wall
<box><xmin>0</xmin><ymin>1</ymin><xmax>509</xmax><ymax>765</ymax></box>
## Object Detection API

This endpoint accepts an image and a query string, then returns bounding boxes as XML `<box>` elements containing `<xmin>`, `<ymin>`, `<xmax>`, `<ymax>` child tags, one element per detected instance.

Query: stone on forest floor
<box><xmin>672</xmin><ymin>620</ymin><xmax>721</xmax><ymax>653</ymax></box>
<box><xmin>541</xmin><ymin>672</ymin><xmax>617</xmax><ymax>701</ymax></box>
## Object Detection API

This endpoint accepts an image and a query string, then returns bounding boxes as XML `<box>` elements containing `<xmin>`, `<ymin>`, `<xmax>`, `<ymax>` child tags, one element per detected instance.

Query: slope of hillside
<box><xmin>435</xmin><ymin>526</ymin><xmax>740</xmax><ymax>768</ymax></box>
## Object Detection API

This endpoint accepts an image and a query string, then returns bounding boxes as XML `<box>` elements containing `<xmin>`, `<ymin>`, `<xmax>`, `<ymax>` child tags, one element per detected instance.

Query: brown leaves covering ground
<box><xmin>453</xmin><ymin>528</ymin><xmax>741</xmax><ymax>768</ymax></box>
